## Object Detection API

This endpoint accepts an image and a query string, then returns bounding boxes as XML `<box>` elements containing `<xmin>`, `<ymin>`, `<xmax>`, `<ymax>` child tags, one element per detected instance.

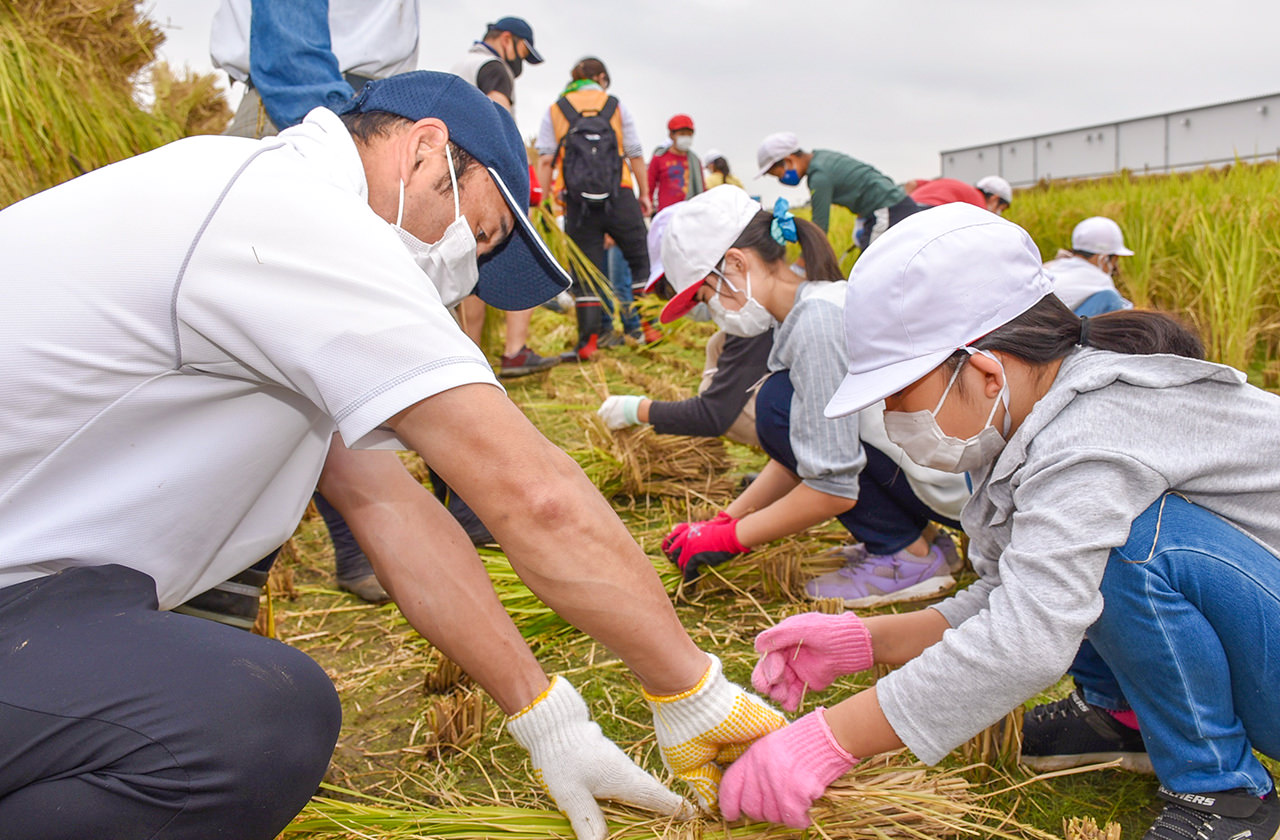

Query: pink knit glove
<box><xmin>719</xmin><ymin>708</ymin><xmax>857</xmax><ymax>828</ymax></box>
<box><xmin>751</xmin><ymin>612</ymin><xmax>874</xmax><ymax>712</ymax></box>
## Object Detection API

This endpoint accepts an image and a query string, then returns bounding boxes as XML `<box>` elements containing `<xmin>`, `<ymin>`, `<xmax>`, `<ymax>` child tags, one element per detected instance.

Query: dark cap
<box><xmin>489</xmin><ymin>16</ymin><xmax>543</xmax><ymax>64</ymax></box>
<box><xmin>336</xmin><ymin>71</ymin><xmax>569</xmax><ymax>310</ymax></box>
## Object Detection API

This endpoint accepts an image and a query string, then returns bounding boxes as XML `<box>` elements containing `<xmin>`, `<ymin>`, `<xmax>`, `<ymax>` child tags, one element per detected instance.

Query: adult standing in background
<box><xmin>757</xmin><ymin>131</ymin><xmax>925</xmax><ymax>250</ymax></box>
<box><xmin>536</xmin><ymin>57</ymin><xmax>651</xmax><ymax>361</ymax></box>
<box><xmin>451</xmin><ymin>16</ymin><xmax>561</xmax><ymax>379</ymax></box>
<box><xmin>211</xmin><ymin>0</ymin><xmax>419</xmax><ymax>138</ymax></box>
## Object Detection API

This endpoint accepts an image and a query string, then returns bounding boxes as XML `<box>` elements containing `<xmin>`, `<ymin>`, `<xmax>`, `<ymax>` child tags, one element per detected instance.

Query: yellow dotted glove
<box><xmin>644</xmin><ymin>654</ymin><xmax>787</xmax><ymax>811</ymax></box>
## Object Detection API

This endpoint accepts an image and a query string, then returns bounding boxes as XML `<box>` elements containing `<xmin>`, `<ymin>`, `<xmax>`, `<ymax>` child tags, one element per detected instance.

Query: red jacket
<box><xmin>910</xmin><ymin>178</ymin><xmax>986</xmax><ymax>209</ymax></box>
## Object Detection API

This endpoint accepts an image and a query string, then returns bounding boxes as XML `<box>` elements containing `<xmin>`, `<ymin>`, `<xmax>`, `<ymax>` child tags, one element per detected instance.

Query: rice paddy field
<box><xmin>6</xmin><ymin>2</ymin><xmax>1279</xmax><ymax>837</ymax></box>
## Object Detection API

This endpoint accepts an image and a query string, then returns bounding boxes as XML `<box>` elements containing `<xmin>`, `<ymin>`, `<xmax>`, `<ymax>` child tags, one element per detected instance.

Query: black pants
<box><xmin>564</xmin><ymin>190</ymin><xmax>650</xmax><ymax>296</ymax></box>
<box><xmin>0</xmin><ymin>565</ymin><xmax>341</xmax><ymax>839</ymax></box>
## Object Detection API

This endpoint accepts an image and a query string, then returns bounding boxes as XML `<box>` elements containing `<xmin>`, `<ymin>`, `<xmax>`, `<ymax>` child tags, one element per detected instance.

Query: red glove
<box><xmin>720</xmin><ymin>708</ymin><xmax>858</xmax><ymax>829</ymax></box>
<box><xmin>662</xmin><ymin>512</ymin><xmax>747</xmax><ymax>581</ymax></box>
<box><xmin>751</xmin><ymin>612</ymin><xmax>874</xmax><ymax>712</ymax></box>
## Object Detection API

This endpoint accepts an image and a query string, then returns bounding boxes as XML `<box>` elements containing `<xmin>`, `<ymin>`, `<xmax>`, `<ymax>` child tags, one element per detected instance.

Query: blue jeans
<box><xmin>753</xmin><ymin>370</ymin><xmax>959</xmax><ymax>555</ymax></box>
<box><xmin>602</xmin><ymin>244</ymin><xmax>640</xmax><ymax>335</ymax></box>
<box><xmin>1074</xmin><ymin>493</ymin><xmax>1280</xmax><ymax>795</ymax></box>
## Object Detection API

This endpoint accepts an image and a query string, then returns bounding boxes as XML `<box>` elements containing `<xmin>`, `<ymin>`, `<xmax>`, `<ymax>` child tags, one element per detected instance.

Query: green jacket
<box><xmin>806</xmin><ymin>149</ymin><xmax>906</xmax><ymax>231</ymax></box>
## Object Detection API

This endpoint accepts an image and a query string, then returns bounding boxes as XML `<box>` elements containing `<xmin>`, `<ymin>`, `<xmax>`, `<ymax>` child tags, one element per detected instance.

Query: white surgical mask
<box><xmin>883</xmin><ymin>348</ymin><xmax>1011</xmax><ymax>474</ymax></box>
<box><xmin>391</xmin><ymin>145</ymin><xmax>479</xmax><ymax>308</ymax></box>
<box><xmin>705</xmin><ymin>266</ymin><xmax>774</xmax><ymax>337</ymax></box>
<box><xmin>674</xmin><ymin>134</ymin><xmax>694</xmax><ymax>153</ymax></box>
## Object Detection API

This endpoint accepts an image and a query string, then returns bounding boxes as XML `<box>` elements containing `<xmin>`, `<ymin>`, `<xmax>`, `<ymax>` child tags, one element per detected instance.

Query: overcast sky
<box><xmin>146</xmin><ymin>0</ymin><xmax>1280</xmax><ymax>207</ymax></box>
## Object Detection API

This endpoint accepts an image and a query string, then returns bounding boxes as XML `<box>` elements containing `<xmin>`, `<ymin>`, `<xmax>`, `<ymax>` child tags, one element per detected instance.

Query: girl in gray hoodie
<box><xmin>717</xmin><ymin>204</ymin><xmax>1280</xmax><ymax>840</ymax></box>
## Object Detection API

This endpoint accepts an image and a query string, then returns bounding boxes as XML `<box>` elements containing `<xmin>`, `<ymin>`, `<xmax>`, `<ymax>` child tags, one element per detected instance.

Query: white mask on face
<box><xmin>391</xmin><ymin>145</ymin><xmax>479</xmax><ymax>308</ymax></box>
<box><xmin>673</xmin><ymin>134</ymin><xmax>694</xmax><ymax>152</ymax></box>
<box><xmin>883</xmin><ymin>348</ymin><xmax>1011</xmax><ymax>474</ymax></box>
<box><xmin>687</xmin><ymin>301</ymin><xmax>712</xmax><ymax>322</ymax></box>
<box><xmin>705</xmin><ymin>265</ymin><xmax>774</xmax><ymax>338</ymax></box>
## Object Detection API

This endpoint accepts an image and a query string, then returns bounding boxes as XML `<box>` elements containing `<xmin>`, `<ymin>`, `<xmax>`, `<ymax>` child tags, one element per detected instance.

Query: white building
<box><xmin>941</xmin><ymin>92</ymin><xmax>1280</xmax><ymax>187</ymax></box>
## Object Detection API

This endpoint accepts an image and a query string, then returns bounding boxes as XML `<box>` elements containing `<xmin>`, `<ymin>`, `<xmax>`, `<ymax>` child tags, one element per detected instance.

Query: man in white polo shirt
<box><xmin>0</xmin><ymin>72</ymin><xmax>783</xmax><ymax>840</ymax></box>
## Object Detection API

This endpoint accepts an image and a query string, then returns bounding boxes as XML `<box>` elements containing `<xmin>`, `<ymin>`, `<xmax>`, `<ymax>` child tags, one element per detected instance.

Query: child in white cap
<box><xmin>719</xmin><ymin>203</ymin><xmax>1280</xmax><ymax>840</ymax></box>
<box><xmin>656</xmin><ymin>186</ymin><xmax>968</xmax><ymax>606</ymax></box>
<box><xmin>1044</xmin><ymin>215</ymin><xmax>1135</xmax><ymax>315</ymax></box>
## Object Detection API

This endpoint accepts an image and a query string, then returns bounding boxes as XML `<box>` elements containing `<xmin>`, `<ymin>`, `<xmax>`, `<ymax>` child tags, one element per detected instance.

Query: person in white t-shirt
<box><xmin>1043</xmin><ymin>216</ymin><xmax>1135</xmax><ymax>316</ymax></box>
<box><xmin>0</xmin><ymin>72</ymin><xmax>785</xmax><ymax>840</ymax></box>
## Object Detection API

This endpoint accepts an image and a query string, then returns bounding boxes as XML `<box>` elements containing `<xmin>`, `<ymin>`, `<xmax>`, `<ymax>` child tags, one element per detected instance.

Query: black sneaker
<box><xmin>499</xmin><ymin>346</ymin><xmax>560</xmax><ymax>378</ymax></box>
<box><xmin>1020</xmin><ymin>690</ymin><xmax>1153</xmax><ymax>774</ymax></box>
<box><xmin>1145</xmin><ymin>778</ymin><xmax>1280</xmax><ymax>840</ymax></box>
<box><xmin>173</xmin><ymin>567</ymin><xmax>269</xmax><ymax>630</ymax></box>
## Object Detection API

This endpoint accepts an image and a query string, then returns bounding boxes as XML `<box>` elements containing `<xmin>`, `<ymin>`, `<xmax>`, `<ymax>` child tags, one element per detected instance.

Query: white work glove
<box><xmin>597</xmin><ymin>395</ymin><xmax>646</xmax><ymax>430</ymax></box>
<box><xmin>644</xmin><ymin>654</ymin><xmax>788</xmax><ymax>812</ymax></box>
<box><xmin>507</xmin><ymin>676</ymin><xmax>693</xmax><ymax>840</ymax></box>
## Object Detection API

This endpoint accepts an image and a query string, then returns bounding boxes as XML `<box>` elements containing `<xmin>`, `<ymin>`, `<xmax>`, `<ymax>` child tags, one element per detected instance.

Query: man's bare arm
<box><xmin>318</xmin><ymin>440</ymin><xmax>548</xmax><ymax>714</ymax></box>
<box><xmin>389</xmin><ymin>384</ymin><xmax>709</xmax><ymax>694</ymax></box>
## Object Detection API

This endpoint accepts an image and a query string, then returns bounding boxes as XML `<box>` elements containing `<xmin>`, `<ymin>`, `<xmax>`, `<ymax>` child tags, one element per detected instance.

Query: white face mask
<box><xmin>883</xmin><ymin>348</ymin><xmax>1011</xmax><ymax>474</ymax></box>
<box><xmin>391</xmin><ymin>145</ymin><xmax>479</xmax><ymax>308</ymax></box>
<box><xmin>705</xmin><ymin>265</ymin><xmax>774</xmax><ymax>338</ymax></box>
<box><xmin>673</xmin><ymin>134</ymin><xmax>694</xmax><ymax>153</ymax></box>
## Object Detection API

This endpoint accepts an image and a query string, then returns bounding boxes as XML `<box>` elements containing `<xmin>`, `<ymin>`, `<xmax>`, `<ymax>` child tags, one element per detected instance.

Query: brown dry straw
<box><xmin>1064</xmin><ymin>815</ymin><xmax>1123</xmax><ymax>840</ymax></box>
<box><xmin>575</xmin><ymin>415</ymin><xmax>736</xmax><ymax>502</ymax></box>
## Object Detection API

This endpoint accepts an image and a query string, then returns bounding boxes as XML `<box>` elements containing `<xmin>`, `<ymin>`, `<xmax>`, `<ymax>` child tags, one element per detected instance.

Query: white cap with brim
<box><xmin>658</xmin><ymin>186</ymin><xmax>762</xmax><ymax>323</ymax></box>
<box><xmin>975</xmin><ymin>175</ymin><xmax>1013</xmax><ymax>204</ymax></box>
<box><xmin>825</xmin><ymin>203</ymin><xmax>1054</xmax><ymax>418</ymax></box>
<box><xmin>756</xmin><ymin>131</ymin><xmax>800</xmax><ymax>176</ymax></box>
<box><xmin>1071</xmin><ymin>216</ymin><xmax>1134</xmax><ymax>256</ymax></box>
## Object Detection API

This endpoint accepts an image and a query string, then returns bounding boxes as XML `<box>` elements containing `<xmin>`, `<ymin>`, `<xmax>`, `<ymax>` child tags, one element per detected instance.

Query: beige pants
<box><xmin>223</xmin><ymin>87</ymin><xmax>279</xmax><ymax>139</ymax></box>
<box><xmin>699</xmin><ymin>330</ymin><xmax>760</xmax><ymax>448</ymax></box>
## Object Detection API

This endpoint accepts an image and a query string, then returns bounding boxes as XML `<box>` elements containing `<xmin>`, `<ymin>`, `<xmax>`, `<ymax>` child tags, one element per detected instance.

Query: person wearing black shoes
<box><xmin>715</xmin><ymin>206</ymin><xmax>1280</xmax><ymax>840</ymax></box>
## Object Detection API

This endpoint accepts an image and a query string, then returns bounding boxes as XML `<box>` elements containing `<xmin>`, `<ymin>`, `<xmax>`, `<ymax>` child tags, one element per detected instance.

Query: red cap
<box><xmin>667</xmin><ymin>113</ymin><xmax>694</xmax><ymax>132</ymax></box>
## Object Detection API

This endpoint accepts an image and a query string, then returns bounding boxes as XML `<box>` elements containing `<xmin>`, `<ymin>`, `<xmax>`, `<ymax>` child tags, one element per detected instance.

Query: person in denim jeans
<box><xmin>721</xmin><ymin>205</ymin><xmax>1280</xmax><ymax>840</ymax></box>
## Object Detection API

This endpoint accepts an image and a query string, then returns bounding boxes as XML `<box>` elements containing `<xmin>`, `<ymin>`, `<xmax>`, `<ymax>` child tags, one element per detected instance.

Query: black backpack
<box><xmin>555</xmin><ymin>95</ymin><xmax>622</xmax><ymax>206</ymax></box>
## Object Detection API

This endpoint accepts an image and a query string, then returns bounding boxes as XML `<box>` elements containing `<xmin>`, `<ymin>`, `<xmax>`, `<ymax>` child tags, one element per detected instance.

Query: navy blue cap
<box><xmin>336</xmin><ymin>70</ymin><xmax>569</xmax><ymax>309</ymax></box>
<box><xmin>489</xmin><ymin>16</ymin><xmax>543</xmax><ymax>64</ymax></box>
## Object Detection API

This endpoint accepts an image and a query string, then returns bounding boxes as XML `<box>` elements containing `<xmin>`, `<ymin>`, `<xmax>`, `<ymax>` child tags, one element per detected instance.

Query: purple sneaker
<box><xmin>804</xmin><ymin>544</ymin><xmax>955</xmax><ymax>607</ymax></box>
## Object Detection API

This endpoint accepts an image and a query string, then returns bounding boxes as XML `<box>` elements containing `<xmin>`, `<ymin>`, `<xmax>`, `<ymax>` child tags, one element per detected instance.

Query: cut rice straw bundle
<box><xmin>959</xmin><ymin>708</ymin><xmax>1025</xmax><ymax>775</ymax></box>
<box><xmin>573</xmin><ymin>416</ymin><xmax>736</xmax><ymax>502</ymax></box>
<box><xmin>1064</xmin><ymin>815</ymin><xmax>1122</xmax><ymax>840</ymax></box>
<box><xmin>286</xmin><ymin>755</ymin><xmax>1059</xmax><ymax>839</ymax></box>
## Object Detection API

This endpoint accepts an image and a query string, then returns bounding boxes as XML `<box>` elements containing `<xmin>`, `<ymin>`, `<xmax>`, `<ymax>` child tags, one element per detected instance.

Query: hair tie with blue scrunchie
<box><xmin>770</xmin><ymin>197</ymin><xmax>798</xmax><ymax>246</ymax></box>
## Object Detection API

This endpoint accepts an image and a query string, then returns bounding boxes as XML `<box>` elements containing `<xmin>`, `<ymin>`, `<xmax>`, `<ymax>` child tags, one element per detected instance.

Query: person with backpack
<box><xmin>535</xmin><ymin>57</ymin><xmax>651</xmax><ymax>361</ymax></box>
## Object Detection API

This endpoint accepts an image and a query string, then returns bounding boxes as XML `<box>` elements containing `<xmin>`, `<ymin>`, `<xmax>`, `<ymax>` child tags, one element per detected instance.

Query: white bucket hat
<box><xmin>825</xmin><ymin>203</ymin><xmax>1054</xmax><ymax>418</ymax></box>
<box><xmin>1071</xmin><ymin>216</ymin><xmax>1134</xmax><ymax>256</ymax></box>
<box><xmin>657</xmin><ymin>185</ymin><xmax>762</xmax><ymax>323</ymax></box>
<box><xmin>756</xmin><ymin>131</ymin><xmax>801</xmax><ymax>176</ymax></box>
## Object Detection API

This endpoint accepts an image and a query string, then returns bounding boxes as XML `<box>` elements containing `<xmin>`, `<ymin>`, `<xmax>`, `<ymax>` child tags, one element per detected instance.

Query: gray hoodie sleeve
<box><xmin>877</xmin><ymin>448</ymin><xmax>1169</xmax><ymax>765</ymax></box>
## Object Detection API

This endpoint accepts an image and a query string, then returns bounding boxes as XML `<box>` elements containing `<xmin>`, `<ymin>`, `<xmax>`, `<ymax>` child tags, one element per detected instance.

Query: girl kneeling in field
<box><xmin>721</xmin><ymin>204</ymin><xmax>1280</xmax><ymax>840</ymax></box>
<box><xmin>658</xmin><ymin>185</ymin><xmax>968</xmax><ymax>606</ymax></box>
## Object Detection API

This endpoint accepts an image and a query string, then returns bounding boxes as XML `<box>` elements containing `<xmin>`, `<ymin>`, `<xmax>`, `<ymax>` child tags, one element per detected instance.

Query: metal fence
<box><xmin>940</xmin><ymin>92</ymin><xmax>1280</xmax><ymax>187</ymax></box>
